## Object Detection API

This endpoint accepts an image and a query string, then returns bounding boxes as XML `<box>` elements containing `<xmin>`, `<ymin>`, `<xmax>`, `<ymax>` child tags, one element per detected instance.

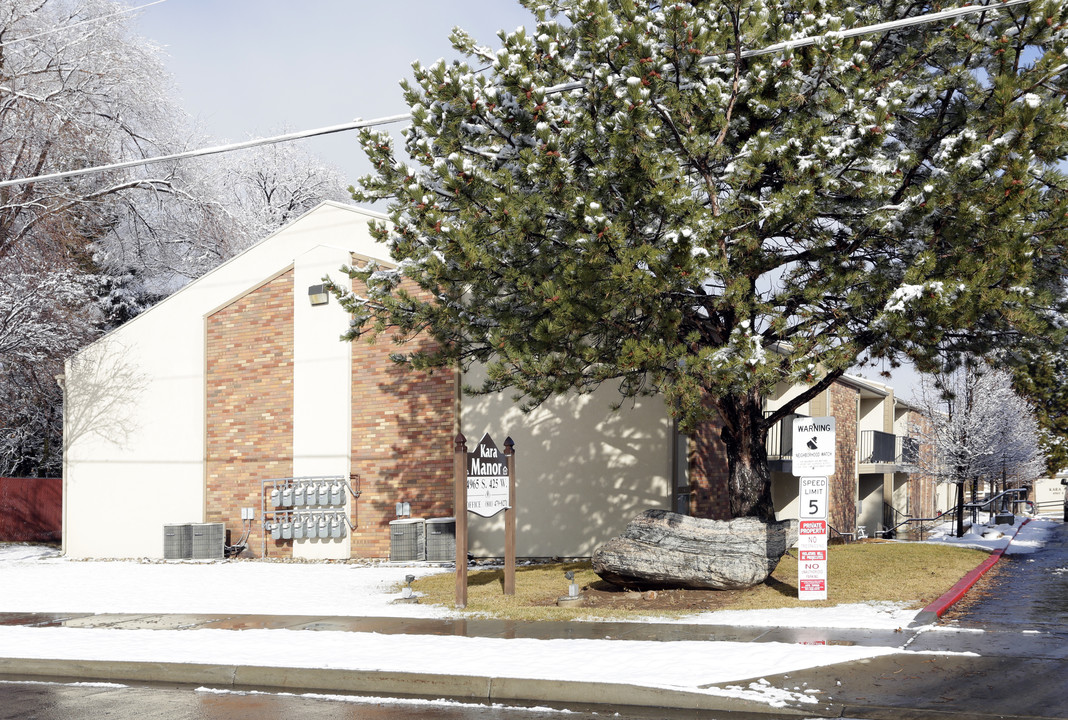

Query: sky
<box><xmin>126</xmin><ymin>0</ymin><xmax>928</xmax><ymax>398</ymax></box>
<box><xmin>129</xmin><ymin>0</ymin><xmax>535</xmax><ymax>188</ymax></box>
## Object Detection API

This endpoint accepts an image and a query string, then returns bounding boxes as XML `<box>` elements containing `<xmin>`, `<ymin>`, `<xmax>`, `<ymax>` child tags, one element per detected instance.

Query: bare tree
<box><xmin>0</xmin><ymin>0</ymin><xmax>353</xmax><ymax>476</ymax></box>
<box><xmin>914</xmin><ymin>361</ymin><xmax>1045</xmax><ymax>536</ymax></box>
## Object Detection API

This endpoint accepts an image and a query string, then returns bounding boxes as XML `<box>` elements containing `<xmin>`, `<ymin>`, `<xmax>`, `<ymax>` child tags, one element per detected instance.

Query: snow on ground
<box><xmin>0</xmin><ymin>544</ymin><xmax>918</xmax><ymax>628</ymax></box>
<box><xmin>0</xmin><ymin>624</ymin><xmax>903</xmax><ymax>700</ymax></box>
<box><xmin>0</xmin><ymin>546</ymin><xmax>451</xmax><ymax>618</ymax></box>
<box><xmin>924</xmin><ymin>513</ymin><xmax>1054</xmax><ymax>555</ymax></box>
<box><xmin>0</xmin><ymin>523</ymin><xmax>1050</xmax><ymax>708</ymax></box>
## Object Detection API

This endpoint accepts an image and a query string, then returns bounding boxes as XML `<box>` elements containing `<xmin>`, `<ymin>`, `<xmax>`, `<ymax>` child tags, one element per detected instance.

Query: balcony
<box><xmin>859</xmin><ymin>430</ymin><xmax>919</xmax><ymax>474</ymax></box>
<box><xmin>766</xmin><ymin>412</ymin><xmax>805</xmax><ymax>474</ymax></box>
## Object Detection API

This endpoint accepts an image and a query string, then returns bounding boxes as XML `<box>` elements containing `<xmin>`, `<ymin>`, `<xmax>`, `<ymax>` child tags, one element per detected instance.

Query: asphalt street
<box><xmin>741</xmin><ymin>519</ymin><xmax>1068</xmax><ymax>719</ymax></box>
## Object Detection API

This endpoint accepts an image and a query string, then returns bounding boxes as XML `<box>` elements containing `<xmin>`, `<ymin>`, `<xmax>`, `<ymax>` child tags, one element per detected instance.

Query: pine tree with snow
<box><xmin>1011</xmin><ymin>347</ymin><xmax>1068</xmax><ymax>474</ymax></box>
<box><xmin>344</xmin><ymin>0</ymin><xmax>1068</xmax><ymax>520</ymax></box>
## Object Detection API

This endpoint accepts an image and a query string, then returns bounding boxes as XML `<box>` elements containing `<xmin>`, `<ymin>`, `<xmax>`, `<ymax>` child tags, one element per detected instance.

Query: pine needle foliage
<box><xmin>341</xmin><ymin>0</ymin><xmax>1068</xmax><ymax>518</ymax></box>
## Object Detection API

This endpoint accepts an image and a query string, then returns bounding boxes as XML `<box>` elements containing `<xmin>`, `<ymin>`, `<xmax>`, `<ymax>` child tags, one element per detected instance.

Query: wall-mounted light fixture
<box><xmin>308</xmin><ymin>283</ymin><xmax>329</xmax><ymax>306</ymax></box>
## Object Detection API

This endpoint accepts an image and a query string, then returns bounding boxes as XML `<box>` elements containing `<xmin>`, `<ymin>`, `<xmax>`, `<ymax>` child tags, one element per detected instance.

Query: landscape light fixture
<box><xmin>308</xmin><ymin>284</ymin><xmax>329</xmax><ymax>306</ymax></box>
<box><xmin>565</xmin><ymin>570</ymin><xmax>579</xmax><ymax>598</ymax></box>
<box><xmin>403</xmin><ymin>574</ymin><xmax>416</xmax><ymax>599</ymax></box>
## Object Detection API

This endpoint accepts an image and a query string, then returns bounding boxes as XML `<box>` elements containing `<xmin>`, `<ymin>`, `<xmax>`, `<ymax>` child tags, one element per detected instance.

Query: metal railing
<box><xmin>879</xmin><ymin>488</ymin><xmax>1032</xmax><ymax>540</ymax></box>
<box><xmin>897</xmin><ymin>436</ymin><xmax>920</xmax><ymax>466</ymax></box>
<box><xmin>859</xmin><ymin>430</ymin><xmax>896</xmax><ymax>463</ymax></box>
<box><xmin>860</xmin><ymin>430</ymin><xmax>919</xmax><ymax>466</ymax></box>
<box><xmin>963</xmin><ymin>487</ymin><xmax>1029</xmax><ymax>524</ymax></box>
<box><xmin>765</xmin><ymin>411</ymin><xmax>805</xmax><ymax>461</ymax></box>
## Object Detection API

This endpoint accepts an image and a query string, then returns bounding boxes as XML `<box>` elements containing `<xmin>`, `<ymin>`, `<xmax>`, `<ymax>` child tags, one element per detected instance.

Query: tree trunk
<box><xmin>955</xmin><ymin>481</ymin><xmax>965</xmax><ymax>538</ymax></box>
<box><xmin>717</xmin><ymin>389</ymin><xmax>776</xmax><ymax>521</ymax></box>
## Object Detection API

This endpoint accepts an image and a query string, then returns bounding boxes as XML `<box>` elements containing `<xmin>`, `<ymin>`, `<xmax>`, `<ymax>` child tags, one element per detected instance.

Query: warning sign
<box><xmin>792</xmin><ymin>417</ymin><xmax>836</xmax><ymax>476</ymax></box>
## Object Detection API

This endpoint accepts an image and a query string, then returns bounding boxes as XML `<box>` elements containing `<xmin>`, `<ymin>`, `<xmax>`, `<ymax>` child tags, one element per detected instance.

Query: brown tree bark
<box><xmin>716</xmin><ymin>388</ymin><xmax>776</xmax><ymax>521</ymax></box>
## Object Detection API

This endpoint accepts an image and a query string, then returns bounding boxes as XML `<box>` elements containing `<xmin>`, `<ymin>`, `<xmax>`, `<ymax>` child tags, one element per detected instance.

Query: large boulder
<box><xmin>592</xmin><ymin>509</ymin><xmax>798</xmax><ymax>590</ymax></box>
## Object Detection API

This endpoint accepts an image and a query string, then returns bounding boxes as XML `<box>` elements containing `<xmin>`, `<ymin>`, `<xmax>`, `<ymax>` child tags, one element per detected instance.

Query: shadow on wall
<box><xmin>350</xmin><ymin>358</ymin><xmax>457</xmax><ymax>555</ymax></box>
<box><xmin>0</xmin><ymin>477</ymin><xmax>61</xmax><ymax>542</ymax></box>
<box><xmin>64</xmin><ymin>338</ymin><xmax>147</xmax><ymax>456</ymax></box>
<box><xmin>463</xmin><ymin>388</ymin><xmax>671</xmax><ymax>558</ymax></box>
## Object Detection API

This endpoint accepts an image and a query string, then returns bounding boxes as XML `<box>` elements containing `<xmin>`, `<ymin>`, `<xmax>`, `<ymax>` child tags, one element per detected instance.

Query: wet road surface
<box><xmin>746</xmin><ymin>518</ymin><xmax>1068</xmax><ymax>719</ymax></box>
<box><xmin>949</xmin><ymin>520</ymin><xmax>1068</xmax><ymax>632</ymax></box>
<box><xmin>0</xmin><ymin>679</ymin><xmax>837</xmax><ymax>720</ymax></box>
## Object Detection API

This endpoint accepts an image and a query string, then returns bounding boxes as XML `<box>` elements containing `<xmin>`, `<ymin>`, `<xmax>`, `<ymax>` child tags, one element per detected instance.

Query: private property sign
<box><xmin>466</xmin><ymin>433</ymin><xmax>511</xmax><ymax>518</ymax></box>
<box><xmin>791</xmin><ymin>417</ymin><xmax>836</xmax><ymax>476</ymax></box>
<box><xmin>797</xmin><ymin>519</ymin><xmax>828</xmax><ymax>601</ymax></box>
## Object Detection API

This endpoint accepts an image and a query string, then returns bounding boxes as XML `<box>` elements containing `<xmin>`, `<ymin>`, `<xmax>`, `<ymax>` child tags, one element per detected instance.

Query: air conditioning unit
<box><xmin>163</xmin><ymin>524</ymin><xmax>192</xmax><ymax>559</ymax></box>
<box><xmin>190</xmin><ymin>522</ymin><xmax>225</xmax><ymax>559</ymax></box>
<box><xmin>389</xmin><ymin>518</ymin><xmax>425</xmax><ymax>562</ymax></box>
<box><xmin>425</xmin><ymin>517</ymin><xmax>456</xmax><ymax>562</ymax></box>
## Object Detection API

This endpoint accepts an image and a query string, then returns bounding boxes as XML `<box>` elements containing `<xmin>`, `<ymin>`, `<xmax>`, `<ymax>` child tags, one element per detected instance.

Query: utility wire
<box><xmin>0</xmin><ymin>117</ymin><xmax>411</xmax><ymax>189</ymax></box>
<box><xmin>546</xmin><ymin>0</ymin><xmax>1038</xmax><ymax>93</ymax></box>
<box><xmin>0</xmin><ymin>0</ymin><xmax>168</xmax><ymax>48</ymax></box>
<box><xmin>0</xmin><ymin>0</ymin><xmax>1039</xmax><ymax>190</ymax></box>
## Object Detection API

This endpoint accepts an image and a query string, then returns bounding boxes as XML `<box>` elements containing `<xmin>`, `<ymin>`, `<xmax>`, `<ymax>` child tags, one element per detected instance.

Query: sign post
<box><xmin>504</xmin><ymin>437</ymin><xmax>516</xmax><ymax>595</ymax></box>
<box><xmin>792</xmin><ymin>417</ymin><xmax>835</xmax><ymax>601</ymax></box>
<box><xmin>454</xmin><ymin>433</ymin><xmax>468</xmax><ymax>608</ymax></box>
<box><xmin>454</xmin><ymin>431</ymin><xmax>517</xmax><ymax>608</ymax></box>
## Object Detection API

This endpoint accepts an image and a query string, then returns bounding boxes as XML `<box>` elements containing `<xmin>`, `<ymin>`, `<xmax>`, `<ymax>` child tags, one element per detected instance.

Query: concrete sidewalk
<box><xmin>1</xmin><ymin>609</ymin><xmax>1064</xmax><ymax>718</ymax></box>
<box><xmin>0</xmin><ymin>611</ymin><xmax>918</xmax><ymax>716</ymax></box>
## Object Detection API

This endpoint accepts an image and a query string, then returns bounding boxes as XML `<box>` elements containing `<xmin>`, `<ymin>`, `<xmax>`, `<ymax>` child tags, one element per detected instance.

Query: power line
<box><xmin>0</xmin><ymin>117</ymin><xmax>411</xmax><ymax>189</ymax></box>
<box><xmin>0</xmin><ymin>0</ymin><xmax>168</xmax><ymax>48</ymax></box>
<box><xmin>0</xmin><ymin>0</ymin><xmax>1039</xmax><ymax>190</ymax></box>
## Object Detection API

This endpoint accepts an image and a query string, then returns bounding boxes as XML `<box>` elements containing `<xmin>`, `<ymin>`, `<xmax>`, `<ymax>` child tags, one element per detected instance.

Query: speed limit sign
<box><xmin>799</xmin><ymin>476</ymin><xmax>829</xmax><ymax>519</ymax></box>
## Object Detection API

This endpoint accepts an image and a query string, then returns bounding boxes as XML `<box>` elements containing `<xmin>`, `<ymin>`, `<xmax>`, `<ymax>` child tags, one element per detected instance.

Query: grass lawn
<box><xmin>410</xmin><ymin>541</ymin><xmax>988</xmax><ymax>621</ymax></box>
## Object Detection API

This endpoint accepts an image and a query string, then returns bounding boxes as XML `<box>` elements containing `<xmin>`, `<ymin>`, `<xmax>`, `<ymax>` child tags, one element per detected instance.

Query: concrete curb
<box><xmin>912</xmin><ymin>518</ymin><xmax>1031</xmax><ymax>625</ymax></box>
<box><xmin>0</xmin><ymin>657</ymin><xmax>818</xmax><ymax>716</ymax></box>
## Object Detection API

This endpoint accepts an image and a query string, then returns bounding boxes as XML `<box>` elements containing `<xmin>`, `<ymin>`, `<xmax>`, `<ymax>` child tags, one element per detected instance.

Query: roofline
<box><xmin>67</xmin><ymin>201</ymin><xmax>387</xmax><ymax>361</ymax></box>
<box><xmin>838</xmin><ymin>374</ymin><xmax>891</xmax><ymax>397</ymax></box>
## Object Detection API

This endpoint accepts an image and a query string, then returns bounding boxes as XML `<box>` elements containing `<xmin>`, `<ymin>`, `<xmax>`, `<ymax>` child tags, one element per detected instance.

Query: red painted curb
<box><xmin>920</xmin><ymin>517</ymin><xmax>1031</xmax><ymax>620</ymax></box>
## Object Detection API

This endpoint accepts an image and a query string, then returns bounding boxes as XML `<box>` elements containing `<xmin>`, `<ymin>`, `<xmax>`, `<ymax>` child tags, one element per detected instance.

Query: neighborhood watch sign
<box><xmin>791</xmin><ymin>416</ymin><xmax>836</xmax><ymax>476</ymax></box>
<box><xmin>466</xmin><ymin>433</ymin><xmax>511</xmax><ymax>518</ymax></box>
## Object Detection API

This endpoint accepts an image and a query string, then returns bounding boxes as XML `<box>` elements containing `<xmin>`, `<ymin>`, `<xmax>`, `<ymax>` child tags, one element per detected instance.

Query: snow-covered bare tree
<box><xmin>0</xmin><ymin>0</ymin><xmax>190</xmax><ymax>476</ymax></box>
<box><xmin>0</xmin><ymin>0</ymin><xmax>192</xmax><ymax>263</ymax></box>
<box><xmin>0</xmin><ymin>254</ymin><xmax>99</xmax><ymax>476</ymax></box>
<box><xmin>91</xmin><ymin>136</ymin><xmax>353</xmax><ymax>289</ymax></box>
<box><xmin>213</xmin><ymin>139</ymin><xmax>353</xmax><ymax>244</ymax></box>
<box><xmin>0</xmin><ymin>0</ymin><xmax>353</xmax><ymax>475</ymax></box>
<box><xmin>914</xmin><ymin>361</ymin><xmax>1045</xmax><ymax>536</ymax></box>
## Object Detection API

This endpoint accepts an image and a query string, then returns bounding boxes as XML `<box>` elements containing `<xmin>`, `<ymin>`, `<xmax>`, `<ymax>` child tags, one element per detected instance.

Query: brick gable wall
<box><xmin>827</xmin><ymin>382</ymin><xmax>859</xmax><ymax>535</ymax></box>
<box><xmin>907</xmin><ymin>410</ymin><xmax>937</xmax><ymax>519</ymax></box>
<box><xmin>349</xmin><ymin>267</ymin><xmax>457</xmax><ymax>558</ymax></box>
<box><xmin>688</xmin><ymin>404</ymin><xmax>731</xmax><ymax>520</ymax></box>
<box><xmin>205</xmin><ymin>270</ymin><xmax>294</xmax><ymax>557</ymax></box>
